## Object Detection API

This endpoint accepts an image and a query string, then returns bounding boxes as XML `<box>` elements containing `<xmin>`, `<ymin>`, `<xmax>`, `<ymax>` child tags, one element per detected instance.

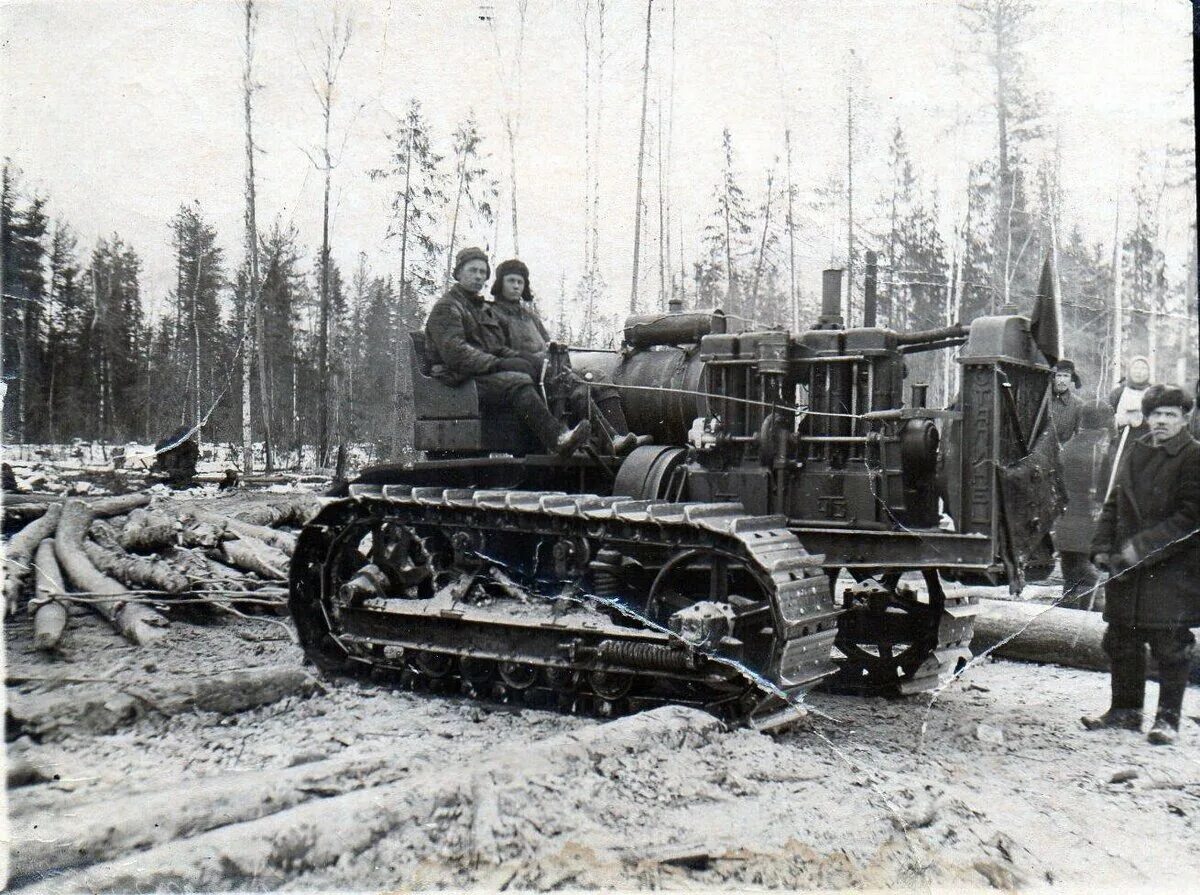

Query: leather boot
<box><xmin>511</xmin><ymin>385</ymin><xmax>570</xmax><ymax>452</ymax></box>
<box><xmin>595</xmin><ymin>395</ymin><xmax>652</xmax><ymax>455</ymax></box>
<box><xmin>1148</xmin><ymin>662</ymin><xmax>1189</xmax><ymax>745</ymax></box>
<box><xmin>1082</xmin><ymin>655</ymin><xmax>1145</xmax><ymax>731</ymax></box>
<box><xmin>554</xmin><ymin>419</ymin><xmax>593</xmax><ymax>457</ymax></box>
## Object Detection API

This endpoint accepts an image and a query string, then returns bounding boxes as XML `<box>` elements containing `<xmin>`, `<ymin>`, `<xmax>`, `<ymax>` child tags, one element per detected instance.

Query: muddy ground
<box><xmin>6</xmin><ymin>577</ymin><xmax>1199</xmax><ymax>893</ymax></box>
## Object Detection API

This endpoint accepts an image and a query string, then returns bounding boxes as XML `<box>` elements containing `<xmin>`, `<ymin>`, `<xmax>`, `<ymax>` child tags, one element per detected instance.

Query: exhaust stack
<box><xmin>817</xmin><ymin>268</ymin><xmax>845</xmax><ymax>330</ymax></box>
<box><xmin>863</xmin><ymin>250</ymin><xmax>878</xmax><ymax>328</ymax></box>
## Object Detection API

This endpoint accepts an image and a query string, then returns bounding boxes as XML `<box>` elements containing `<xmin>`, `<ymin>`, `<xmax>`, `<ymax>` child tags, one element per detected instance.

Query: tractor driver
<box><xmin>490</xmin><ymin>257</ymin><xmax>651</xmax><ymax>456</ymax></box>
<box><xmin>424</xmin><ymin>247</ymin><xmax>592</xmax><ymax>456</ymax></box>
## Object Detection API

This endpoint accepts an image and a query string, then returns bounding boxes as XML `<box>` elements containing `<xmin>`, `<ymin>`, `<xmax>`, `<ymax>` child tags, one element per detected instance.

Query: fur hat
<box><xmin>491</xmin><ymin>258</ymin><xmax>533</xmax><ymax>301</ymax></box>
<box><xmin>453</xmin><ymin>246</ymin><xmax>490</xmax><ymax>278</ymax></box>
<box><xmin>1053</xmin><ymin>359</ymin><xmax>1082</xmax><ymax>389</ymax></box>
<box><xmin>1141</xmin><ymin>383</ymin><xmax>1193</xmax><ymax>416</ymax></box>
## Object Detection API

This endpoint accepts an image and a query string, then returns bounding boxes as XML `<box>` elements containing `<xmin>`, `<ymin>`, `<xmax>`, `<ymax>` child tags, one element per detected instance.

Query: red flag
<box><xmin>1029</xmin><ymin>254</ymin><xmax>1061</xmax><ymax>366</ymax></box>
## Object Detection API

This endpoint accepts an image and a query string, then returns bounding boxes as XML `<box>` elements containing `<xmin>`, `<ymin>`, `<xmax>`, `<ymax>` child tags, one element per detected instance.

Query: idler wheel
<box><xmin>499</xmin><ymin>662</ymin><xmax>539</xmax><ymax>690</ymax></box>
<box><xmin>589</xmin><ymin>670</ymin><xmax>633</xmax><ymax>700</ymax></box>
<box><xmin>546</xmin><ymin>667</ymin><xmax>581</xmax><ymax>692</ymax></box>
<box><xmin>459</xmin><ymin>656</ymin><xmax>496</xmax><ymax>685</ymax></box>
<box><xmin>413</xmin><ymin>651</ymin><xmax>454</xmax><ymax>679</ymax></box>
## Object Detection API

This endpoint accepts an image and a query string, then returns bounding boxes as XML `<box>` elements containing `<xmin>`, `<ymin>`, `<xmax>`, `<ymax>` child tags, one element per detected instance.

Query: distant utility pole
<box><xmin>629</xmin><ymin>0</ymin><xmax>653</xmax><ymax>314</ymax></box>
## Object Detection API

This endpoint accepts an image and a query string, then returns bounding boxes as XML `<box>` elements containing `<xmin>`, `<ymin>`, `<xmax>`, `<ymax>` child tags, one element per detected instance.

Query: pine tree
<box><xmin>257</xmin><ymin>222</ymin><xmax>305</xmax><ymax>455</ymax></box>
<box><xmin>1</xmin><ymin>164</ymin><xmax>49</xmax><ymax>443</ymax></box>
<box><xmin>88</xmin><ymin>235</ymin><xmax>145</xmax><ymax>441</ymax></box>
<box><xmin>373</xmin><ymin>98</ymin><xmax>448</xmax><ymax>456</ymax></box>
<box><xmin>702</xmin><ymin>128</ymin><xmax>753</xmax><ymax>318</ymax></box>
<box><xmin>167</xmin><ymin>203</ymin><xmax>225</xmax><ymax>440</ymax></box>
<box><xmin>445</xmin><ymin>111</ymin><xmax>499</xmax><ymax>282</ymax></box>
<box><xmin>957</xmin><ymin>0</ymin><xmax>1044</xmax><ymax>311</ymax></box>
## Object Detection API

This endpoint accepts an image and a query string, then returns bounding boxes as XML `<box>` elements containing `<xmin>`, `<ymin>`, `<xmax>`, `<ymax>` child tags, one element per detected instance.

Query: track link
<box><xmin>289</xmin><ymin>485</ymin><xmax>842</xmax><ymax>729</ymax></box>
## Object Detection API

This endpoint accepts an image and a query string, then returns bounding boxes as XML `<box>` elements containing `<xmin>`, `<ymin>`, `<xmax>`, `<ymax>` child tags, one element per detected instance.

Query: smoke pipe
<box><xmin>819</xmin><ymin>268</ymin><xmax>845</xmax><ymax>329</ymax></box>
<box><xmin>863</xmin><ymin>250</ymin><xmax>878</xmax><ymax>328</ymax></box>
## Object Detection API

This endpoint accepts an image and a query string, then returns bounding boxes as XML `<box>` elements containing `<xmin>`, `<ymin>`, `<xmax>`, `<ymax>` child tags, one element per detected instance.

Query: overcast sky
<box><xmin>2</xmin><ymin>0</ymin><xmax>1194</xmax><ymax>323</ymax></box>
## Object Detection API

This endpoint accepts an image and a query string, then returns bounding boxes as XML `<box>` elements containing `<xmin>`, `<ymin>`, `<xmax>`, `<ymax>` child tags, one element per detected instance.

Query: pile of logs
<box><xmin>3</xmin><ymin>491</ymin><xmax>322</xmax><ymax>650</ymax></box>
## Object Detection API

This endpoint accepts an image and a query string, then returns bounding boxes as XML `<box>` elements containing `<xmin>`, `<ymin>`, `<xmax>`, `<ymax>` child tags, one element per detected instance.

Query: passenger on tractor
<box><xmin>424</xmin><ymin>246</ymin><xmax>592</xmax><ymax>456</ymax></box>
<box><xmin>490</xmin><ymin>257</ymin><xmax>651</xmax><ymax>456</ymax></box>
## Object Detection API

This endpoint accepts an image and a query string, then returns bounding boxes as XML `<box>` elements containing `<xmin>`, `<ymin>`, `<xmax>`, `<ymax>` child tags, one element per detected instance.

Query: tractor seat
<box><xmin>408</xmin><ymin>332</ymin><xmax>532</xmax><ymax>456</ymax></box>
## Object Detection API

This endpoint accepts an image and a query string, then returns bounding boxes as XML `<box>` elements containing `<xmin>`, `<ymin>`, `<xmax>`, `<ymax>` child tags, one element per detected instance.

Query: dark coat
<box><xmin>1053</xmin><ymin>426</ymin><xmax>1109</xmax><ymax>554</ymax></box>
<box><xmin>424</xmin><ymin>284</ymin><xmax>516</xmax><ymax>385</ymax></box>
<box><xmin>1048</xmin><ymin>390</ymin><xmax>1083</xmax><ymax>443</ymax></box>
<box><xmin>1090</xmin><ymin>429</ymin><xmax>1200</xmax><ymax>628</ymax></box>
<box><xmin>494</xmin><ymin>296</ymin><xmax>551</xmax><ymax>358</ymax></box>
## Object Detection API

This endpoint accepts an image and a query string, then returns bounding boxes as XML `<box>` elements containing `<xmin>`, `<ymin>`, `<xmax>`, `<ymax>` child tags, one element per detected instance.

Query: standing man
<box><xmin>424</xmin><ymin>247</ymin><xmax>591</xmax><ymax>456</ymax></box>
<box><xmin>1053</xmin><ymin>401</ymin><xmax>1114</xmax><ymax>609</ymax></box>
<box><xmin>1048</xmin><ymin>360</ymin><xmax>1084</xmax><ymax>443</ymax></box>
<box><xmin>1083</xmin><ymin>384</ymin><xmax>1200</xmax><ymax>744</ymax></box>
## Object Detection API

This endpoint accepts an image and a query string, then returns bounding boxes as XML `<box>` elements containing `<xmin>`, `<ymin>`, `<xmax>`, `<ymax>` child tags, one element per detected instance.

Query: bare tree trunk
<box><xmin>240</xmin><ymin>4</ymin><xmax>258</xmax><ymax>476</ymax></box>
<box><xmin>592</xmin><ymin>1</ymin><xmax>605</xmax><ymax>281</ymax></box>
<box><xmin>255</xmin><ymin>288</ymin><xmax>273</xmax><ymax>471</ymax></box>
<box><xmin>446</xmin><ymin>162</ymin><xmax>465</xmax><ymax>284</ymax></box>
<box><xmin>311</xmin><ymin>13</ymin><xmax>351</xmax><ymax>468</ymax></box>
<box><xmin>629</xmin><ymin>0</ymin><xmax>653</xmax><ymax>314</ymax></box>
<box><xmin>845</xmin><ymin>58</ymin><xmax>855</xmax><ymax>327</ymax></box>
<box><xmin>1110</xmin><ymin>198</ymin><xmax>1123</xmax><ymax>388</ymax></box>
<box><xmin>190</xmin><ymin>249</ymin><xmax>203</xmax><ymax>442</ymax></box>
<box><xmin>750</xmin><ymin>168</ymin><xmax>775</xmax><ymax>321</ymax></box>
<box><xmin>489</xmin><ymin>1</ymin><xmax>529</xmax><ymax>256</ymax></box>
<box><xmin>785</xmin><ymin>128</ymin><xmax>798</xmax><ymax>330</ymax></box>
<box><xmin>392</xmin><ymin>126</ymin><xmax>414</xmax><ymax>458</ymax></box>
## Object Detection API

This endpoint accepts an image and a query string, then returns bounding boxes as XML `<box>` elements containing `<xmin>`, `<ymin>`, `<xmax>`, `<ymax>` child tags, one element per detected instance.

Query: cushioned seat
<box><xmin>408</xmin><ymin>332</ymin><xmax>531</xmax><ymax>455</ymax></box>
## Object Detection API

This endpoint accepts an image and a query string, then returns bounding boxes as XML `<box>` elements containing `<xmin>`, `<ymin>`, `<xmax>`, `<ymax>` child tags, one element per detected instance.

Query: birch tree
<box><xmin>303</xmin><ymin>9</ymin><xmax>353</xmax><ymax>466</ymax></box>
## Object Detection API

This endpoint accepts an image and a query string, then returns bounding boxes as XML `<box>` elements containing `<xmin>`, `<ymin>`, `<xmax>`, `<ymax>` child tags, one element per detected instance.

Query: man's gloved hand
<box><xmin>494</xmin><ymin>357</ymin><xmax>536</xmax><ymax>376</ymax></box>
<box><xmin>518</xmin><ymin>352</ymin><xmax>547</xmax><ymax>375</ymax></box>
<box><xmin>1091</xmin><ymin>552</ymin><xmax>1110</xmax><ymax>573</ymax></box>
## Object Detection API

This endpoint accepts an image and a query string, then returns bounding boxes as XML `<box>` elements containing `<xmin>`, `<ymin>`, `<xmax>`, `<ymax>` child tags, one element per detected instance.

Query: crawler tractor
<box><xmin>290</xmin><ymin>268</ymin><xmax>1064</xmax><ymax>729</ymax></box>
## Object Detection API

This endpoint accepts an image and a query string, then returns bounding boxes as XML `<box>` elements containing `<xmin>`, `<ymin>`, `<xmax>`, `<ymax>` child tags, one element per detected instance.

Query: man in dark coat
<box><xmin>1048</xmin><ymin>359</ymin><xmax>1084</xmax><ymax>443</ymax></box>
<box><xmin>1083</xmin><ymin>384</ymin><xmax>1200</xmax><ymax>745</ymax></box>
<box><xmin>490</xmin><ymin>258</ymin><xmax>649</xmax><ymax>456</ymax></box>
<box><xmin>424</xmin><ymin>247</ymin><xmax>591</xmax><ymax>456</ymax></box>
<box><xmin>1053</xmin><ymin>401</ymin><xmax>1113</xmax><ymax>609</ymax></box>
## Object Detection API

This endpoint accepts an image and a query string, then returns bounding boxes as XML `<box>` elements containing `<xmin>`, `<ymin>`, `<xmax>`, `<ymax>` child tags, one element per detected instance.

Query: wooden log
<box><xmin>89</xmin><ymin>493</ymin><xmax>152</xmax><ymax>517</ymax></box>
<box><xmin>31</xmin><ymin>538</ymin><xmax>69</xmax><ymax>650</ymax></box>
<box><xmin>229</xmin><ymin>494</ymin><xmax>322</xmax><ymax>528</ymax></box>
<box><xmin>4</xmin><ymin>502</ymin><xmax>51</xmax><ymax>528</ymax></box>
<box><xmin>5</xmin><ymin>666</ymin><xmax>320</xmax><ymax>741</ymax></box>
<box><xmin>85</xmin><ymin>520</ymin><xmax>190</xmax><ymax>594</ymax></box>
<box><xmin>4</xmin><ymin>504</ymin><xmax>63</xmax><ymax>615</ymax></box>
<box><xmin>192</xmin><ymin>511</ymin><xmax>296</xmax><ymax>554</ymax></box>
<box><xmin>9</xmin><ymin>749</ymin><xmax>413</xmax><ymax>880</ymax></box>
<box><xmin>5</xmin><ymin>492</ymin><xmax>150</xmax><ymax>527</ymax></box>
<box><xmin>971</xmin><ymin>599</ymin><xmax>1200</xmax><ymax>683</ymax></box>
<box><xmin>35</xmin><ymin>706</ymin><xmax>718</xmax><ymax>893</ymax></box>
<box><xmin>117</xmin><ymin>507</ymin><xmax>178</xmax><ymax>552</ymax></box>
<box><xmin>218</xmin><ymin>536</ymin><xmax>289</xmax><ymax>581</ymax></box>
<box><xmin>54</xmin><ymin>500</ymin><xmax>167</xmax><ymax>645</ymax></box>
